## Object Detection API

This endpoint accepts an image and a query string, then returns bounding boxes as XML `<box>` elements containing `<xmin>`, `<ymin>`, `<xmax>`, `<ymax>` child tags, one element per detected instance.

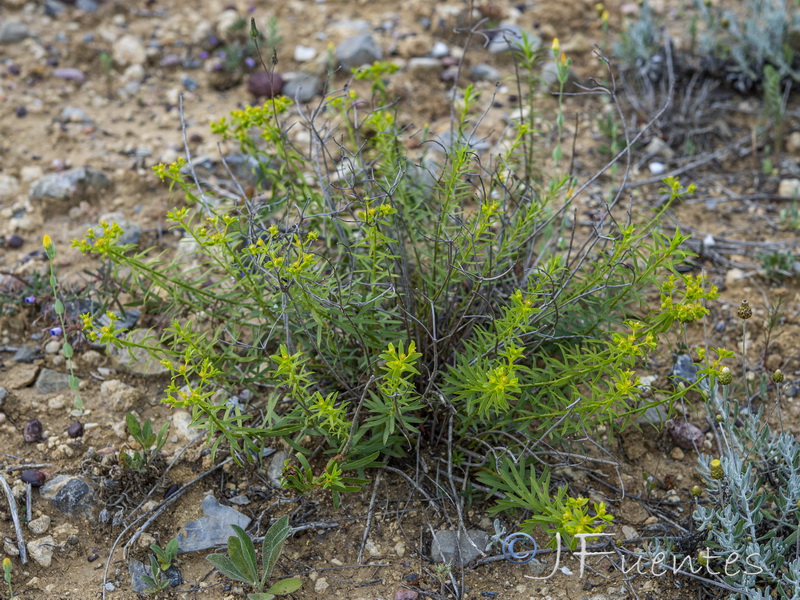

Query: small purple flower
<box><xmin>245</xmin><ymin>56</ymin><xmax>256</xmax><ymax>68</ymax></box>
<box><xmin>24</xmin><ymin>296</ymin><xmax>36</xmax><ymax>304</ymax></box>
<box><xmin>248</xmin><ymin>5</ymin><xmax>255</xmax><ymax>12</ymax></box>
<box><xmin>199</xmin><ymin>51</ymin><xmax>210</xmax><ymax>60</ymax></box>
<box><xmin>218</xmin><ymin>50</ymin><xmax>227</xmax><ymax>59</ymax></box>
<box><xmin>208</xmin><ymin>36</ymin><xmax>218</xmax><ymax>46</ymax></box>
<box><xmin>49</xmin><ymin>327</ymin><xmax>63</xmax><ymax>336</ymax></box>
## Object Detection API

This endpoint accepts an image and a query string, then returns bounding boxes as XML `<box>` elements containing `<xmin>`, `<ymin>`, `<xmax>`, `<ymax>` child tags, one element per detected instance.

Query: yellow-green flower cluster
<box><xmin>696</xmin><ymin>346</ymin><xmax>734</xmax><ymax>378</ymax></box>
<box><xmin>611</xmin><ymin>320</ymin><xmax>657</xmax><ymax>357</ymax></box>
<box><xmin>72</xmin><ymin>220</ymin><xmax>125</xmax><ymax>256</ymax></box>
<box><xmin>560</xmin><ymin>497</ymin><xmax>614</xmax><ymax>539</ymax></box>
<box><xmin>359</xmin><ymin>202</ymin><xmax>396</xmax><ymax>226</ymax></box>
<box><xmin>660</xmin><ymin>273</ymin><xmax>718</xmax><ymax>323</ymax></box>
<box><xmin>210</xmin><ymin>99</ymin><xmax>292</xmax><ymax>143</ymax></box>
<box><xmin>79</xmin><ymin>311</ymin><xmax>119</xmax><ymax>344</ymax></box>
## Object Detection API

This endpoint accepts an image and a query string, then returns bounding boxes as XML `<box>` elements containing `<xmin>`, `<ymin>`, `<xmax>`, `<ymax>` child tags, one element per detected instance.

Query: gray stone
<box><xmin>76</xmin><ymin>0</ymin><xmax>99</xmax><ymax>11</ymax></box>
<box><xmin>60</xmin><ymin>107</ymin><xmax>93</xmax><ymax>124</ymax></box>
<box><xmin>0</xmin><ymin>22</ymin><xmax>31</xmax><ymax>45</ymax></box>
<box><xmin>29</xmin><ymin>168</ymin><xmax>112</xmax><ymax>210</ymax></box>
<box><xmin>44</xmin><ymin>0</ymin><xmax>68</xmax><ymax>17</ymax></box>
<box><xmin>40</xmin><ymin>475</ymin><xmax>96</xmax><ymax>519</ymax></box>
<box><xmin>407</xmin><ymin>57</ymin><xmax>441</xmax><ymax>75</ymax></box>
<box><xmin>13</xmin><ymin>344</ymin><xmax>38</xmax><ymax>363</ymax></box>
<box><xmin>470</xmin><ymin>64</ymin><xmax>500</xmax><ymax>82</ymax></box>
<box><xmin>107</xmin><ymin>329</ymin><xmax>169</xmax><ymax>376</ymax></box>
<box><xmin>336</xmin><ymin>34</ymin><xmax>382</xmax><ymax>70</ymax></box>
<box><xmin>431</xmin><ymin>529</ymin><xmax>488</xmax><ymax>566</ymax></box>
<box><xmin>0</xmin><ymin>387</ymin><xmax>7</xmax><ymax>407</ymax></box>
<box><xmin>267</xmin><ymin>450</ymin><xmax>288</xmax><ymax>487</ymax></box>
<box><xmin>488</xmin><ymin>25</ymin><xmax>540</xmax><ymax>55</ymax></box>
<box><xmin>175</xmin><ymin>495</ymin><xmax>252</xmax><ymax>553</ymax></box>
<box><xmin>93</xmin><ymin>212</ymin><xmax>141</xmax><ymax>246</ymax></box>
<box><xmin>35</xmin><ymin>368</ymin><xmax>72</xmax><ymax>395</ymax></box>
<box><xmin>432</xmin><ymin>130</ymin><xmax>491</xmax><ymax>154</ymax></box>
<box><xmin>186</xmin><ymin>153</ymin><xmax>272</xmax><ymax>190</ymax></box>
<box><xmin>431</xmin><ymin>41</ymin><xmax>450</xmax><ymax>58</ymax></box>
<box><xmin>283</xmin><ymin>72</ymin><xmax>322</xmax><ymax>103</ymax></box>
<box><xmin>670</xmin><ymin>354</ymin><xmax>699</xmax><ymax>386</ymax></box>
<box><xmin>636</xmin><ymin>404</ymin><xmax>668</xmax><ymax>429</ymax></box>
<box><xmin>97</xmin><ymin>308</ymin><xmax>139</xmax><ymax>332</ymax></box>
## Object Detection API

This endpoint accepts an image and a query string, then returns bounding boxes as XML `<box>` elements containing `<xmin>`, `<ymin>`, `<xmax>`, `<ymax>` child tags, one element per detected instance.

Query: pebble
<box><xmin>0</xmin><ymin>387</ymin><xmax>6</xmax><ymax>407</ymax></box>
<box><xmin>100</xmin><ymin>379</ymin><xmax>142</xmax><ymax>411</ymax></box>
<box><xmin>0</xmin><ymin>22</ymin><xmax>31</xmax><ymax>45</ymax></box>
<box><xmin>778</xmin><ymin>179</ymin><xmax>800</xmax><ymax>198</ymax></box>
<box><xmin>21</xmin><ymin>470</ymin><xmax>47</xmax><ymax>487</ymax></box>
<box><xmin>27</xmin><ymin>536</ymin><xmax>56</xmax><ymax>567</ymax></box>
<box><xmin>23</xmin><ymin>418</ymin><xmax>44</xmax><ymax>443</ymax></box>
<box><xmin>0</xmin><ymin>174</ymin><xmax>21</xmax><ymax>200</ymax></box>
<box><xmin>247</xmin><ymin>71</ymin><xmax>284</xmax><ymax>98</ymax></box>
<box><xmin>28</xmin><ymin>515</ymin><xmax>51</xmax><ymax>535</ymax></box>
<box><xmin>283</xmin><ymin>72</ymin><xmax>321</xmax><ymax>103</ymax></box>
<box><xmin>13</xmin><ymin>344</ymin><xmax>38</xmax><ymax>363</ymax></box>
<box><xmin>431</xmin><ymin>41</ymin><xmax>450</xmax><ymax>58</ymax></box>
<box><xmin>314</xmin><ymin>578</ymin><xmax>330</xmax><ymax>593</ymax></box>
<box><xmin>113</xmin><ymin>35</ymin><xmax>147</xmax><ymax>66</ymax></box>
<box><xmin>35</xmin><ymin>368</ymin><xmax>73</xmax><ymax>395</ymax></box>
<box><xmin>431</xmin><ymin>529</ymin><xmax>488</xmax><ymax>566</ymax></box>
<box><xmin>470</xmin><ymin>64</ymin><xmax>500</xmax><ymax>82</ymax></box>
<box><xmin>45</xmin><ymin>340</ymin><xmax>61</xmax><ymax>354</ymax></box>
<box><xmin>53</xmin><ymin>68</ymin><xmax>86</xmax><ymax>83</ymax></box>
<box><xmin>80</xmin><ymin>350</ymin><xmax>103</xmax><ymax>367</ymax></box>
<box><xmin>665</xmin><ymin>419</ymin><xmax>704</xmax><ymax>450</ymax></box>
<box><xmin>293</xmin><ymin>44</ymin><xmax>317</xmax><ymax>62</ymax></box>
<box><xmin>30</xmin><ymin>168</ymin><xmax>112</xmax><ymax>211</ymax></box>
<box><xmin>336</xmin><ymin>34</ymin><xmax>383</xmax><ymax>70</ymax></box>
<box><xmin>175</xmin><ymin>495</ymin><xmax>251</xmax><ymax>553</ymax></box>
<box><xmin>670</xmin><ymin>447</ymin><xmax>685</xmax><ymax>460</ymax></box>
<box><xmin>398</xmin><ymin>36</ymin><xmax>429</xmax><ymax>58</ymax></box>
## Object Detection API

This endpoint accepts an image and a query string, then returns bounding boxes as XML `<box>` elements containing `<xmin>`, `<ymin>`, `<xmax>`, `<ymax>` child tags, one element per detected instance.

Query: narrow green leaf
<box><xmin>206</xmin><ymin>554</ymin><xmax>253</xmax><ymax>586</ymax></box>
<box><xmin>266</xmin><ymin>577</ymin><xmax>302</xmax><ymax>595</ymax></box>
<box><xmin>125</xmin><ymin>413</ymin><xmax>140</xmax><ymax>439</ymax></box>
<box><xmin>54</xmin><ymin>299</ymin><xmax>64</xmax><ymax>315</ymax></box>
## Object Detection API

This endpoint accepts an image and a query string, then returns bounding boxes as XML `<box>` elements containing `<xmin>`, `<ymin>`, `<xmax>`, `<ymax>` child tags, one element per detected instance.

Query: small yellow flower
<box><xmin>42</xmin><ymin>235</ymin><xmax>52</xmax><ymax>249</ymax></box>
<box><xmin>551</xmin><ymin>38</ymin><xmax>560</xmax><ymax>54</ymax></box>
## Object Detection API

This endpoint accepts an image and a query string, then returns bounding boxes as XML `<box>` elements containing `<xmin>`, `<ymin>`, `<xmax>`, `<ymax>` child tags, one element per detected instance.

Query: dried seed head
<box><xmin>773</xmin><ymin>369</ymin><xmax>784</xmax><ymax>384</ymax></box>
<box><xmin>710</xmin><ymin>459</ymin><xmax>724</xmax><ymax>480</ymax></box>
<box><xmin>718</xmin><ymin>366</ymin><xmax>732</xmax><ymax>385</ymax></box>
<box><xmin>737</xmin><ymin>300</ymin><xmax>752</xmax><ymax>320</ymax></box>
<box><xmin>715</xmin><ymin>413</ymin><xmax>724</xmax><ymax>423</ymax></box>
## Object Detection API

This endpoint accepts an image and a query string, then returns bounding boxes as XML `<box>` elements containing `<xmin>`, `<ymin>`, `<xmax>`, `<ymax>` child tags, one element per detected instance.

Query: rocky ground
<box><xmin>1</xmin><ymin>0</ymin><xmax>800</xmax><ymax>599</ymax></box>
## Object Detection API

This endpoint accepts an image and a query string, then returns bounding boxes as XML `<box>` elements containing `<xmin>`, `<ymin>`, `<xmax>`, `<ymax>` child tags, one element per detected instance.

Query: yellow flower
<box><xmin>42</xmin><ymin>235</ymin><xmax>52</xmax><ymax>249</ymax></box>
<box><xmin>551</xmin><ymin>38</ymin><xmax>560</xmax><ymax>54</ymax></box>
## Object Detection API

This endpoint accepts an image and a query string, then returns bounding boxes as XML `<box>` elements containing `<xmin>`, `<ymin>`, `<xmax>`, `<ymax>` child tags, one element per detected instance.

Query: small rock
<box><xmin>247</xmin><ymin>72</ymin><xmax>284</xmax><ymax>98</ymax></box>
<box><xmin>23</xmin><ymin>418</ymin><xmax>44</xmax><ymax>443</ymax></box>
<box><xmin>431</xmin><ymin>41</ymin><xmax>450</xmax><ymax>58</ymax></box>
<box><xmin>283</xmin><ymin>72</ymin><xmax>322</xmax><ymax>103</ymax></box>
<box><xmin>13</xmin><ymin>345</ymin><xmax>38</xmax><ymax>363</ymax></box>
<box><xmin>267</xmin><ymin>450</ymin><xmax>288</xmax><ymax>487</ymax></box>
<box><xmin>107</xmin><ymin>329</ymin><xmax>169</xmax><ymax>376</ymax></box>
<box><xmin>28</xmin><ymin>515</ymin><xmax>51</xmax><ymax>535</ymax></box>
<box><xmin>44</xmin><ymin>340</ymin><xmax>61</xmax><ymax>355</ymax></box>
<box><xmin>398</xmin><ymin>36</ymin><xmax>429</xmax><ymax>58</ymax></box>
<box><xmin>0</xmin><ymin>22</ymin><xmax>31</xmax><ymax>45</ymax></box>
<box><xmin>228</xmin><ymin>494</ymin><xmax>250</xmax><ymax>506</ymax></box>
<box><xmin>40</xmin><ymin>475</ymin><xmax>97</xmax><ymax>519</ymax></box>
<box><xmin>669</xmin><ymin>354</ymin><xmax>698</xmax><ymax>386</ymax></box>
<box><xmin>779</xmin><ymin>179</ymin><xmax>800</xmax><ymax>198</ymax></box>
<box><xmin>47</xmin><ymin>394</ymin><xmax>67</xmax><ymax>411</ymax></box>
<box><xmin>0</xmin><ymin>387</ymin><xmax>7</xmax><ymax>406</ymax></box>
<box><xmin>636</xmin><ymin>404</ymin><xmax>668</xmax><ymax>428</ymax></box>
<box><xmin>175</xmin><ymin>495</ymin><xmax>252</xmax><ymax>553</ymax></box>
<box><xmin>337</xmin><ymin>34</ymin><xmax>383</xmax><ymax>70</ymax></box>
<box><xmin>0</xmin><ymin>174</ymin><xmax>20</xmax><ymax>200</ymax></box>
<box><xmin>787</xmin><ymin>132</ymin><xmax>800</xmax><ymax>155</ymax></box>
<box><xmin>725</xmin><ymin>267</ymin><xmax>746</xmax><ymax>286</ymax></box>
<box><xmin>113</xmin><ymin>35</ymin><xmax>147</xmax><ymax>66</ymax></box>
<box><xmin>53</xmin><ymin>68</ymin><xmax>86</xmax><ymax>83</ymax></box>
<box><xmin>293</xmin><ymin>44</ymin><xmax>317</xmax><ymax>62</ymax></box>
<box><xmin>67</xmin><ymin>421</ymin><xmax>84</xmax><ymax>438</ymax></box>
<box><xmin>92</xmin><ymin>212</ymin><xmax>141</xmax><ymax>246</ymax></box>
<box><xmin>621</xmin><ymin>525</ymin><xmax>639</xmax><ymax>540</ymax></box>
<box><xmin>171</xmin><ymin>410</ymin><xmax>194</xmax><ymax>442</ymax></box>
<box><xmin>21</xmin><ymin>470</ymin><xmax>47</xmax><ymax>487</ymax></box>
<box><xmin>35</xmin><ymin>368</ymin><xmax>72</xmax><ymax>395</ymax></box>
<box><xmin>80</xmin><ymin>350</ymin><xmax>103</xmax><ymax>368</ymax></box>
<box><xmin>488</xmin><ymin>24</ymin><xmax>539</xmax><ymax>54</ymax></box>
<box><xmin>766</xmin><ymin>353</ymin><xmax>782</xmax><ymax>371</ymax></box>
<box><xmin>470</xmin><ymin>64</ymin><xmax>500</xmax><ymax>82</ymax></box>
<box><xmin>407</xmin><ymin>57</ymin><xmax>440</xmax><ymax>75</ymax></box>
<box><xmin>665</xmin><ymin>419</ymin><xmax>705</xmax><ymax>450</ymax></box>
<box><xmin>27</xmin><ymin>537</ymin><xmax>55</xmax><ymax>567</ymax></box>
<box><xmin>648</xmin><ymin>161</ymin><xmax>666</xmax><ymax>175</ymax></box>
<box><xmin>30</xmin><ymin>168</ymin><xmax>112</xmax><ymax>212</ymax></box>
<box><xmin>670</xmin><ymin>447</ymin><xmax>685</xmax><ymax>460</ymax></box>
<box><xmin>431</xmin><ymin>529</ymin><xmax>488</xmax><ymax>566</ymax></box>
<box><xmin>60</xmin><ymin>107</ymin><xmax>93</xmax><ymax>124</ymax></box>
<box><xmin>314</xmin><ymin>577</ymin><xmax>330</xmax><ymax>593</ymax></box>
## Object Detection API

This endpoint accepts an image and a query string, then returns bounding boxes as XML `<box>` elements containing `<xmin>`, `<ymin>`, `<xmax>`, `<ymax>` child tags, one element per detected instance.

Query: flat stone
<box><xmin>35</xmin><ymin>368</ymin><xmax>73</xmax><ymax>395</ymax></box>
<box><xmin>28</xmin><ymin>515</ymin><xmax>51</xmax><ymax>535</ymax></box>
<box><xmin>175</xmin><ymin>495</ymin><xmax>251</xmax><ymax>553</ymax></box>
<box><xmin>99</xmin><ymin>379</ymin><xmax>141</xmax><ymax>411</ymax></box>
<box><xmin>488</xmin><ymin>24</ymin><xmax>540</xmax><ymax>54</ymax></box>
<box><xmin>267</xmin><ymin>450</ymin><xmax>288</xmax><ymax>487</ymax></box>
<box><xmin>470</xmin><ymin>64</ymin><xmax>500</xmax><ymax>82</ymax></box>
<box><xmin>336</xmin><ymin>34</ymin><xmax>382</xmax><ymax>70</ymax></box>
<box><xmin>283</xmin><ymin>72</ymin><xmax>322</xmax><ymax>103</ymax></box>
<box><xmin>431</xmin><ymin>529</ymin><xmax>488</xmax><ymax>566</ymax></box>
<box><xmin>0</xmin><ymin>387</ymin><xmax>7</xmax><ymax>407</ymax></box>
<box><xmin>29</xmin><ymin>168</ymin><xmax>112</xmax><ymax>212</ymax></box>
<box><xmin>107</xmin><ymin>329</ymin><xmax>169</xmax><ymax>376</ymax></box>
<box><xmin>0</xmin><ymin>22</ymin><xmax>31</xmax><ymax>45</ymax></box>
<box><xmin>13</xmin><ymin>344</ymin><xmax>38</xmax><ymax>363</ymax></box>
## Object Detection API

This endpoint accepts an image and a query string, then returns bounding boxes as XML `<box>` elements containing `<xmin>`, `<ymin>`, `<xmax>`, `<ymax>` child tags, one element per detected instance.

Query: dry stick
<box><xmin>0</xmin><ymin>473</ymin><xmax>26</xmax><ymax>563</ymax></box>
<box><xmin>5</xmin><ymin>463</ymin><xmax>50</xmax><ymax>472</ymax></box>
<box><xmin>357</xmin><ymin>470</ymin><xmax>382</xmax><ymax>564</ymax></box>
<box><xmin>101</xmin><ymin>457</ymin><xmax>233</xmax><ymax>600</ymax></box>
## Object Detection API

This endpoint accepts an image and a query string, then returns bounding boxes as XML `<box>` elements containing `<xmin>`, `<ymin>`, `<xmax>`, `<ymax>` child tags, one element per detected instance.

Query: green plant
<box><xmin>43</xmin><ymin>235</ymin><xmax>84</xmax><ymax>416</ymax></box>
<box><xmin>140</xmin><ymin>539</ymin><xmax>178</xmax><ymax>594</ymax></box>
<box><xmin>120</xmin><ymin>413</ymin><xmax>169</xmax><ymax>473</ymax></box>
<box><xmin>762</xmin><ymin>64</ymin><xmax>786</xmax><ymax>155</ymax></box>
<box><xmin>779</xmin><ymin>199</ymin><xmax>800</xmax><ymax>229</ymax></box>
<box><xmin>206</xmin><ymin>516</ymin><xmax>302</xmax><ymax>599</ymax></box>
<box><xmin>73</xmin><ymin>31</ymin><xmax>705</xmax><ymax>510</ymax></box>
<box><xmin>3</xmin><ymin>557</ymin><xmax>13</xmax><ymax>599</ymax></box>
<box><xmin>477</xmin><ymin>458</ymin><xmax>614</xmax><ymax>550</ymax></box>
<box><xmin>758</xmin><ymin>249</ymin><xmax>794</xmax><ymax>282</ymax></box>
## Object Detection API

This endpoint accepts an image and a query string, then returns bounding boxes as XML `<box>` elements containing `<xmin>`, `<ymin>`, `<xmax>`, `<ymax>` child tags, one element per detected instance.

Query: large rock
<box><xmin>336</xmin><ymin>34</ymin><xmax>382</xmax><ymax>70</ymax></box>
<box><xmin>0</xmin><ymin>22</ymin><xmax>31</xmax><ymax>45</ymax></box>
<box><xmin>283</xmin><ymin>72</ymin><xmax>322</xmax><ymax>103</ymax></box>
<box><xmin>175</xmin><ymin>495</ymin><xmax>252</xmax><ymax>553</ymax></box>
<box><xmin>40</xmin><ymin>475</ymin><xmax>97</xmax><ymax>520</ymax></box>
<box><xmin>29</xmin><ymin>168</ymin><xmax>112</xmax><ymax>212</ymax></box>
<box><xmin>431</xmin><ymin>529</ymin><xmax>488</xmax><ymax>566</ymax></box>
<box><xmin>35</xmin><ymin>368</ymin><xmax>72</xmax><ymax>395</ymax></box>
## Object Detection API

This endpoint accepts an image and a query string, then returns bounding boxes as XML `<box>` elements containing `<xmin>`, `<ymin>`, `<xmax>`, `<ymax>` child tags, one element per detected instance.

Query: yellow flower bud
<box><xmin>43</xmin><ymin>235</ymin><xmax>52</xmax><ymax>249</ymax></box>
<box><xmin>551</xmin><ymin>38</ymin><xmax>560</xmax><ymax>54</ymax></box>
<box><xmin>710</xmin><ymin>459</ymin><xmax>724</xmax><ymax>480</ymax></box>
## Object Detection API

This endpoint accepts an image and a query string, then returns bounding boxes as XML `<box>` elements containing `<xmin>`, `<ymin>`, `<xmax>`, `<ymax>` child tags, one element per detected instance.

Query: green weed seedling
<box><xmin>141</xmin><ymin>539</ymin><xmax>178</xmax><ymax>593</ymax></box>
<box><xmin>121</xmin><ymin>413</ymin><xmax>169</xmax><ymax>472</ymax></box>
<box><xmin>206</xmin><ymin>515</ymin><xmax>302</xmax><ymax>599</ymax></box>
